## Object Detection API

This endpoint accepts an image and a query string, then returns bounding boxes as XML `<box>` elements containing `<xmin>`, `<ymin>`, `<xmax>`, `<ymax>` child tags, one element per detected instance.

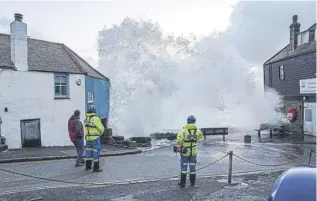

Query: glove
<box><xmin>173</xmin><ymin>146</ymin><xmax>178</xmax><ymax>153</ymax></box>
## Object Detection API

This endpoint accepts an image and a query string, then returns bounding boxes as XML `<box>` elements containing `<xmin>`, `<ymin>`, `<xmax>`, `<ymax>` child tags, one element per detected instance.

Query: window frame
<box><xmin>88</xmin><ymin>91</ymin><xmax>94</xmax><ymax>103</ymax></box>
<box><xmin>54</xmin><ymin>73</ymin><xmax>70</xmax><ymax>99</ymax></box>
<box><xmin>279</xmin><ymin>65</ymin><xmax>285</xmax><ymax>80</ymax></box>
<box><xmin>304</xmin><ymin>108</ymin><xmax>313</xmax><ymax>122</ymax></box>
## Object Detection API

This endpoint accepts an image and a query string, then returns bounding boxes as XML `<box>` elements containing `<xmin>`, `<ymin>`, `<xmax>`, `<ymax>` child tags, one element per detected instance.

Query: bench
<box><xmin>200</xmin><ymin>127</ymin><xmax>229</xmax><ymax>141</ymax></box>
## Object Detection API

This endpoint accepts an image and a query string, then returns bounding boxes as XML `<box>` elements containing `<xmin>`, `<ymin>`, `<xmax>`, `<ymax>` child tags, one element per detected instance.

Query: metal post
<box><xmin>0</xmin><ymin>116</ymin><xmax>2</xmax><ymax>143</ymax></box>
<box><xmin>228</xmin><ymin>151</ymin><xmax>233</xmax><ymax>184</ymax></box>
<box><xmin>223</xmin><ymin>135</ymin><xmax>225</xmax><ymax>141</ymax></box>
<box><xmin>308</xmin><ymin>150</ymin><xmax>312</xmax><ymax>165</ymax></box>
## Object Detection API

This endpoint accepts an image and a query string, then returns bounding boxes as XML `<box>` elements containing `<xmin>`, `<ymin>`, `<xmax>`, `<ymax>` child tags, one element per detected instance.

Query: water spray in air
<box><xmin>98</xmin><ymin>18</ymin><xmax>285</xmax><ymax>137</ymax></box>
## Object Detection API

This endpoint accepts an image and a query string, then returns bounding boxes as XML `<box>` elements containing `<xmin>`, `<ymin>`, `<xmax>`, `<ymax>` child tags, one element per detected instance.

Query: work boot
<box><xmin>190</xmin><ymin>174</ymin><xmax>196</xmax><ymax>186</ymax></box>
<box><xmin>178</xmin><ymin>173</ymin><xmax>186</xmax><ymax>188</ymax></box>
<box><xmin>85</xmin><ymin>160</ymin><xmax>92</xmax><ymax>171</ymax></box>
<box><xmin>93</xmin><ymin>161</ymin><xmax>103</xmax><ymax>172</ymax></box>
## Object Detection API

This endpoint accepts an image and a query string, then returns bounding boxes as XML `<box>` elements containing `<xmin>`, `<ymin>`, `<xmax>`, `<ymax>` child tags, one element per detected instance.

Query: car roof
<box><xmin>273</xmin><ymin>166</ymin><xmax>316</xmax><ymax>201</ymax></box>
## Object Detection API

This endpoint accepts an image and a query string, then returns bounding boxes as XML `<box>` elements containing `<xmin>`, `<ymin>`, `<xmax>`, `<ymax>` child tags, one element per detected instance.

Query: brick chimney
<box><xmin>10</xmin><ymin>13</ymin><xmax>28</xmax><ymax>71</ymax></box>
<box><xmin>289</xmin><ymin>15</ymin><xmax>301</xmax><ymax>51</ymax></box>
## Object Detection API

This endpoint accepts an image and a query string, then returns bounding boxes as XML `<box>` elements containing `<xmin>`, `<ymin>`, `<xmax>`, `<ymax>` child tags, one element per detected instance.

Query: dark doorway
<box><xmin>21</xmin><ymin>119</ymin><xmax>41</xmax><ymax>148</ymax></box>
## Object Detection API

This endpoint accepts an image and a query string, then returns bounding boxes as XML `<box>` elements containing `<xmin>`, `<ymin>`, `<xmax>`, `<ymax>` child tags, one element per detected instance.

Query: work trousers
<box><xmin>73</xmin><ymin>138</ymin><xmax>84</xmax><ymax>165</ymax></box>
<box><xmin>85</xmin><ymin>138</ymin><xmax>101</xmax><ymax>162</ymax></box>
<box><xmin>180</xmin><ymin>155</ymin><xmax>197</xmax><ymax>175</ymax></box>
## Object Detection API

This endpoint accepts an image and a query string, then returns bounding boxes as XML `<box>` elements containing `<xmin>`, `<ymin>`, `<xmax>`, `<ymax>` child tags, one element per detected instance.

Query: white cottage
<box><xmin>0</xmin><ymin>13</ymin><xmax>110</xmax><ymax>149</ymax></box>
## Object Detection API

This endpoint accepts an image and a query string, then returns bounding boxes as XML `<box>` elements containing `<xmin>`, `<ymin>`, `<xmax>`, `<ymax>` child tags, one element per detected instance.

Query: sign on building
<box><xmin>299</xmin><ymin>78</ymin><xmax>316</xmax><ymax>94</ymax></box>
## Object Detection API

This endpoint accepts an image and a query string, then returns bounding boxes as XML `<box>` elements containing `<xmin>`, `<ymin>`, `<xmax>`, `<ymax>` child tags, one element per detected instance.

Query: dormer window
<box><xmin>297</xmin><ymin>31</ymin><xmax>309</xmax><ymax>46</ymax></box>
<box><xmin>309</xmin><ymin>28</ymin><xmax>316</xmax><ymax>41</ymax></box>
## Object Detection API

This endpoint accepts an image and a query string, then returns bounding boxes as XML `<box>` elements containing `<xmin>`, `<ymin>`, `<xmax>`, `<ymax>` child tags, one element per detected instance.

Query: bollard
<box><xmin>244</xmin><ymin>135</ymin><xmax>251</xmax><ymax>143</ymax></box>
<box><xmin>228</xmin><ymin>151</ymin><xmax>233</xmax><ymax>184</ymax></box>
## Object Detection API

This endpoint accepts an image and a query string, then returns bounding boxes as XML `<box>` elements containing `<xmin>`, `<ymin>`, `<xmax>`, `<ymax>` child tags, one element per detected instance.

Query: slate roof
<box><xmin>264</xmin><ymin>23</ymin><xmax>316</xmax><ymax>65</ymax></box>
<box><xmin>0</xmin><ymin>33</ymin><xmax>109</xmax><ymax>81</ymax></box>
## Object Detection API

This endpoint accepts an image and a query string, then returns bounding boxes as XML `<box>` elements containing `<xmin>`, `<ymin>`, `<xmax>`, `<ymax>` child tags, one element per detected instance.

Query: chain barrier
<box><xmin>0</xmin><ymin>148</ymin><xmax>314</xmax><ymax>188</ymax></box>
<box><xmin>0</xmin><ymin>154</ymin><xmax>228</xmax><ymax>187</ymax></box>
<box><xmin>233</xmin><ymin>149</ymin><xmax>313</xmax><ymax>167</ymax></box>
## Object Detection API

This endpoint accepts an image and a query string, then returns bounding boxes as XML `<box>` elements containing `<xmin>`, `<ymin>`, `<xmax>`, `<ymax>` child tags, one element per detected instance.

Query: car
<box><xmin>268</xmin><ymin>165</ymin><xmax>316</xmax><ymax>201</ymax></box>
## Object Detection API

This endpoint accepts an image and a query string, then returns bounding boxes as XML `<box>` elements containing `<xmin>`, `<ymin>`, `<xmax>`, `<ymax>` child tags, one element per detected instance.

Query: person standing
<box><xmin>68</xmin><ymin>110</ymin><xmax>85</xmax><ymax>167</ymax></box>
<box><xmin>84</xmin><ymin>105</ymin><xmax>104</xmax><ymax>172</ymax></box>
<box><xmin>176</xmin><ymin>115</ymin><xmax>204</xmax><ymax>188</ymax></box>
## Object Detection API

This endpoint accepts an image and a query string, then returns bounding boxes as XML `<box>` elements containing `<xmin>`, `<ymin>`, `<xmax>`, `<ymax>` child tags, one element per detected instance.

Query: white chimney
<box><xmin>10</xmin><ymin>13</ymin><xmax>28</xmax><ymax>71</ymax></box>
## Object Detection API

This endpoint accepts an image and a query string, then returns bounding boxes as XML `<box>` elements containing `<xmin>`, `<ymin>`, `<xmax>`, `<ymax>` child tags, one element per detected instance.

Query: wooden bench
<box><xmin>200</xmin><ymin>127</ymin><xmax>229</xmax><ymax>141</ymax></box>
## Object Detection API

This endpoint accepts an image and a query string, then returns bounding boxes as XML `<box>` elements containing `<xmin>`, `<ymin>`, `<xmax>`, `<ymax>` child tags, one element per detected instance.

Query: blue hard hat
<box><xmin>187</xmin><ymin>115</ymin><xmax>196</xmax><ymax>123</ymax></box>
<box><xmin>88</xmin><ymin>104</ymin><xmax>96</xmax><ymax>113</ymax></box>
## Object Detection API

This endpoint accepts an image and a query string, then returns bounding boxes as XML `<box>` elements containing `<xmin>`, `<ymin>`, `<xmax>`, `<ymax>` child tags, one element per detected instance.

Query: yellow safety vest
<box><xmin>177</xmin><ymin>124</ymin><xmax>204</xmax><ymax>157</ymax></box>
<box><xmin>84</xmin><ymin>113</ymin><xmax>105</xmax><ymax>141</ymax></box>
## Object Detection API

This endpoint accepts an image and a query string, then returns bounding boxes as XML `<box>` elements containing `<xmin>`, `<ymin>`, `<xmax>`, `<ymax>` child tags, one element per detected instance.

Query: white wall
<box><xmin>0</xmin><ymin>70</ymin><xmax>85</xmax><ymax>148</ymax></box>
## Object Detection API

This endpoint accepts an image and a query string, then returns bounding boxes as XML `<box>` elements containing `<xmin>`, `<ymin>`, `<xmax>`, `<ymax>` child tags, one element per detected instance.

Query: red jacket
<box><xmin>68</xmin><ymin>115</ymin><xmax>84</xmax><ymax>142</ymax></box>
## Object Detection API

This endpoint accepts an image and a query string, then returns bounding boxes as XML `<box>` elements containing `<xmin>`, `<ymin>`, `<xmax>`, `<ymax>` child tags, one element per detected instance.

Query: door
<box><xmin>21</xmin><ymin>119</ymin><xmax>41</xmax><ymax>148</ymax></box>
<box><xmin>304</xmin><ymin>103</ymin><xmax>316</xmax><ymax>136</ymax></box>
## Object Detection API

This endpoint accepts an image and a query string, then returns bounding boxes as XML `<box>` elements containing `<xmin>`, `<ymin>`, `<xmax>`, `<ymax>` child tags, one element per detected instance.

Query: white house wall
<box><xmin>0</xmin><ymin>70</ymin><xmax>85</xmax><ymax>148</ymax></box>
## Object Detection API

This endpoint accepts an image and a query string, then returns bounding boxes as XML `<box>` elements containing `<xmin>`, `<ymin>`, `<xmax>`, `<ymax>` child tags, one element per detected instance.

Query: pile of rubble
<box><xmin>100</xmin><ymin>129</ymin><xmax>179</xmax><ymax>148</ymax></box>
<box><xmin>101</xmin><ymin>129</ymin><xmax>152</xmax><ymax>148</ymax></box>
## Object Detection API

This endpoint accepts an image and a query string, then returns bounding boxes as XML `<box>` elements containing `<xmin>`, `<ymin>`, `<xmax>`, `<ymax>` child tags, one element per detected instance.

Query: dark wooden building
<box><xmin>263</xmin><ymin>15</ymin><xmax>316</xmax><ymax>136</ymax></box>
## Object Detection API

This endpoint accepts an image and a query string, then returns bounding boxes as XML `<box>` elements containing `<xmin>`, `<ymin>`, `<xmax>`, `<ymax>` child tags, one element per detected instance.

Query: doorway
<box><xmin>21</xmin><ymin>119</ymin><xmax>41</xmax><ymax>148</ymax></box>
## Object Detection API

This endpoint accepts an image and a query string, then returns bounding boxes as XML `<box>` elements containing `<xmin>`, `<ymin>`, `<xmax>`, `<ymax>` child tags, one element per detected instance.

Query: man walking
<box><xmin>68</xmin><ymin>110</ymin><xmax>85</xmax><ymax>167</ymax></box>
<box><xmin>176</xmin><ymin>115</ymin><xmax>204</xmax><ymax>188</ymax></box>
<box><xmin>84</xmin><ymin>105</ymin><xmax>104</xmax><ymax>172</ymax></box>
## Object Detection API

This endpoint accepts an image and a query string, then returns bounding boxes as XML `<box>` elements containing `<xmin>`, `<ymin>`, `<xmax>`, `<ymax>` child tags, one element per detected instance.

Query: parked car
<box><xmin>268</xmin><ymin>165</ymin><xmax>316</xmax><ymax>201</ymax></box>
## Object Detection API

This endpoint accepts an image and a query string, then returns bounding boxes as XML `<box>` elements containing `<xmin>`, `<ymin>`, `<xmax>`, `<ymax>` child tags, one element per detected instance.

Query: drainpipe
<box><xmin>301</xmin><ymin>96</ymin><xmax>306</xmax><ymax>140</ymax></box>
<box><xmin>0</xmin><ymin>116</ymin><xmax>2</xmax><ymax>143</ymax></box>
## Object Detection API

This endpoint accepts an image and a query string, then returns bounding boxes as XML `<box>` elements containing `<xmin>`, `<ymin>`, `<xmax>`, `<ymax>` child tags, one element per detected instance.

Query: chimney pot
<box><xmin>14</xmin><ymin>13</ymin><xmax>23</xmax><ymax>22</ymax></box>
<box><xmin>292</xmin><ymin>15</ymin><xmax>298</xmax><ymax>23</ymax></box>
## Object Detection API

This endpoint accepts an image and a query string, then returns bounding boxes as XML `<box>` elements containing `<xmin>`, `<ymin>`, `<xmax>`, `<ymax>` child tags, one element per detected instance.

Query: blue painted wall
<box><xmin>85</xmin><ymin>76</ymin><xmax>110</xmax><ymax>119</ymax></box>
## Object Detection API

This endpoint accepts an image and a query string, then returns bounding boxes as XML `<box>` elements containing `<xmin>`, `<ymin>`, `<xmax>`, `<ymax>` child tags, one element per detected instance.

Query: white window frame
<box><xmin>279</xmin><ymin>65</ymin><xmax>285</xmax><ymax>80</ymax></box>
<box><xmin>88</xmin><ymin>92</ymin><xmax>94</xmax><ymax>103</ymax></box>
<box><xmin>54</xmin><ymin>73</ymin><xmax>69</xmax><ymax>98</ymax></box>
<box><xmin>304</xmin><ymin>108</ymin><xmax>313</xmax><ymax>122</ymax></box>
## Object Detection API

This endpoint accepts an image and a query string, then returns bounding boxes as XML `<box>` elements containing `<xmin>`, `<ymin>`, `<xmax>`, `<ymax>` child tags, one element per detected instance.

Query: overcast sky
<box><xmin>0</xmin><ymin>0</ymin><xmax>316</xmax><ymax>68</ymax></box>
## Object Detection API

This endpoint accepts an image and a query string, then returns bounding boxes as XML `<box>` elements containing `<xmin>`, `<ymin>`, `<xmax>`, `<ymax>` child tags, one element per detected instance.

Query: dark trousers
<box><xmin>73</xmin><ymin>138</ymin><xmax>84</xmax><ymax>165</ymax></box>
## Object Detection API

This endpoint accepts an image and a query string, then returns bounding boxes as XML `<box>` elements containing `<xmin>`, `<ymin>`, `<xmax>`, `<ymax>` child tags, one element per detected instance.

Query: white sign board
<box><xmin>299</xmin><ymin>78</ymin><xmax>316</xmax><ymax>94</ymax></box>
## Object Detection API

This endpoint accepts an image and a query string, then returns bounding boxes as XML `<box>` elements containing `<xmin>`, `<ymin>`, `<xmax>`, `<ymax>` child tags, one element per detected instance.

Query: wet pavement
<box><xmin>0</xmin><ymin>132</ymin><xmax>315</xmax><ymax>197</ymax></box>
<box><xmin>0</xmin><ymin>170</ymin><xmax>289</xmax><ymax>201</ymax></box>
<box><xmin>0</xmin><ymin>145</ymin><xmax>140</xmax><ymax>163</ymax></box>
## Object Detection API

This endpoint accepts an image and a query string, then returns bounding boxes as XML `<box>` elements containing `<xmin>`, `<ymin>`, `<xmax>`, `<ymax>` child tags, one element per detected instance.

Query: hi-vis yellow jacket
<box><xmin>84</xmin><ymin>113</ymin><xmax>105</xmax><ymax>141</ymax></box>
<box><xmin>177</xmin><ymin>123</ymin><xmax>204</xmax><ymax>157</ymax></box>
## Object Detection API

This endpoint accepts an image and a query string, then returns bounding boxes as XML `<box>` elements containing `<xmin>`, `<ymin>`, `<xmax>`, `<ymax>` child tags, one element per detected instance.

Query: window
<box><xmin>298</xmin><ymin>31</ymin><xmax>309</xmax><ymax>46</ymax></box>
<box><xmin>88</xmin><ymin>92</ymin><xmax>94</xmax><ymax>103</ymax></box>
<box><xmin>54</xmin><ymin>74</ymin><xmax>69</xmax><ymax>98</ymax></box>
<box><xmin>279</xmin><ymin>65</ymin><xmax>285</xmax><ymax>80</ymax></box>
<box><xmin>305</xmin><ymin>108</ymin><xmax>312</xmax><ymax>122</ymax></box>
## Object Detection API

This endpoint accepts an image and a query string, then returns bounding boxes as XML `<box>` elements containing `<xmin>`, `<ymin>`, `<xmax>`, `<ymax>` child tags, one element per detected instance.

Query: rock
<box><xmin>150</xmin><ymin>132</ymin><xmax>177</xmax><ymax>140</ymax></box>
<box><xmin>244</xmin><ymin>135</ymin><xmax>251</xmax><ymax>143</ymax></box>
<box><xmin>129</xmin><ymin>137</ymin><xmax>152</xmax><ymax>147</ymax></box>
<box><xmin>112</xmin><ymin>136</ymin><xmax>124</xmax><ymax>141</ymax></box>
<box><xmin>127</xmin><ymin>141</ymin><xmax>138</xmax><ymax>148</ymax></box>
<box><xmin>1</xmin><ymin>136</ymin><xmax>6</xmax><ymax>145</ymax></box>
<box><xmin>0</xmin><ymin>144</ymin><xmax>8</xmax><ymax>152</ymax></box>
